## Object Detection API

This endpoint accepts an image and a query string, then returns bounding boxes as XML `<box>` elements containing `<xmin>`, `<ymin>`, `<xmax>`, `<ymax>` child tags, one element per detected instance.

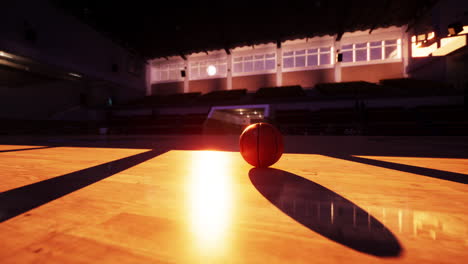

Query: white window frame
<box><xmin>340</xmin><ymin>38</ymin><xmax>402</xmax><ymax>67</ymax></box>
<box><xmin>282</xmin><ymin>45</ymin><xmax>335</xmax><ymax>72</ymax></box>
<box><xmin>151</xmin><ymin>62</ymin><xmax>185</xmax><ymax>84</ymax></box>
<box><xmin>232</xmin><ymin>52</ymin><xmax>277</xmax><ymax>76</ymax></box>
<box><xmin>189</xmin><ymin>58</ymin><xmax>227</xmax><ymax>80</ymax></box>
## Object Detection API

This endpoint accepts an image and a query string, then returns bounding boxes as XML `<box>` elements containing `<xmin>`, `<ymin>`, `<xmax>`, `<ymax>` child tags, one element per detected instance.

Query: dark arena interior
<box><xmin>0</xmin><ymin>0</ymin><xmax>467</xmax><ymax>263</ymax></box>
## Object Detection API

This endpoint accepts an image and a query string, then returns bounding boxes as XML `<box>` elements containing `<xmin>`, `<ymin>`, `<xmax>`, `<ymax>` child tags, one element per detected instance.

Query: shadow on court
<box><xmin>1</xmin><ymin>135</ymin><xmax>466</xmax><ymax>185</ymax></box>
<box><xmin>0</xmin><ymin>149</ymin><xmax>167</xmax><ymax>223</ymax></box>
<box><xmin>249</xmin><ymin>168</ymin><xmax>403</xmax><ymax>257</ymax></box>
<box><xmin>321</xmin><ymin>153</ymin><xmax>468</xmax><ymax>184</ymax></box>
<box><xmin>0</xmin><ymin>146</ymin><xmax>55</xmax><ymax>153</ymax></box>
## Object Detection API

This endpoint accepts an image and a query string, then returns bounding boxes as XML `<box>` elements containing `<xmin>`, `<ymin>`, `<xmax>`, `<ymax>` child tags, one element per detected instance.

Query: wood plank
<box><xmin>0</xmin><ymin>146</ymin><xmax>467</xmax><ymax>263</ymax></box>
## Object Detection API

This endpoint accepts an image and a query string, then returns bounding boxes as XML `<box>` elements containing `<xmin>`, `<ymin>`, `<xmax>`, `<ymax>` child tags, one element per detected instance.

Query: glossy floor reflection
<box><xmin>189</xmin><ymin>151</ymin><xmax>234</xmax><ymax>253</ymax></box>
<box><xmin>249</xmin><ymin>168</ymin><xmax>402</xmax><ymax>257</ymax></box>
<box><xmin>1</xmin><ymin>142</ymin><xmax>467</xmax><ymax>264</ymax></box>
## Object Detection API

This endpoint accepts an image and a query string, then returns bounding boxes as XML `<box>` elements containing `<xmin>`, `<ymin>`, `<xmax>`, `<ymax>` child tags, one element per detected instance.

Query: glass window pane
<box><xmin>244</xmin><ymin>55</ymin><xmax>253</xmax><ymax>61</ymax></box>
<box><xmin>244</xmin><ymin>61</ymin><xmax>253</xmax><ymax>72</ymax></box>
<box><xmin>283</xmin><ymin>51</ymin><xmax>294</xmax><ymax>56</ymax></box>
<box><xmin>370</xmin><ymin>41</ymin><xmax>382</xmax><ymax>47</ymax></box>
<box><xmin>319</xmin><ymin>47</ymin><xmax>331</xmax><ymax>53</ymax></box>
<box><xmin>342</xmin><ymin>44</ymin><xmax>353</xmax><ymax>50</ymax></box>
<box><xmin>385</xmin><ymin>46</ymin><xmax>398</xmax><ymax>59</ymax></box>
<box><xmin>255</xmin><ymin>54</ymin><xmax>264</xmax><ymax>59</ymax></box>
<box><xmin>295</xmin><ymin>50</ymin><xmax>306</xmax><ymax>55</ymax></box>
<box><xmin>190</xmin><ymin>67</ymin><xmax>198</xmax><ymax>75</ymax></box>
<box><xmin>161</xmin><ymin>71</ymin><xmax>168</xmax><ymax>80</ymax></box>
<box><xmin>254</xmin><ymin>60</ymin><xmax>264</xmax><ymax>71</ymax></box>
<box><xmin>234</xmin><ymin>57</ymin><xmax>243</xmax><ymax>62</ymax></box>
<box><xmin>266</xmin><ymin>53</ymin><xmax>275</xmax><ymax>58</ymax></box>
<box><xmin>342</xmin><ymin>50</ymin><xmax>353</xmax><ymax>62</ymax></box>
<box><xmin>265</xmin><ymin>59</ymin><xmax>275</xmax><ymax>70</ymax></box>
<box><xmin>169</xmin><ymin>70</ymin><xmax>178</xmax><ymax>80</ymax></box>
<box><xmin>296</xmin><ymin>56</ymin><xmax>306</xmax><ymax>67</ymax></box>
<box><xmin>283</xmin><ymin>57</ymin><xmax>294</xmax><ymax>68</ymax></box>
<box><xmin>218</xmin><ymin>64</ymin><xmax>227</xmax><ymax>75</ymax></box>
<box><xmin>320</xmin><ymin>53</ymin><xmax>331</xmax><ymax>65</ymax></box>
<box><xmin>385</xmin><ymin>39</ymin><xmax>397</xmax><ymax>45</ymax></box>
<box><xmin>355</xmin><ymin>49</ymin><xmax>367</xmax><ymax>61</ymax></box>
<box><xmin>355</xmin><ymin>42</ymin><xmax>366</xmax><ymax>48</ymax></box>
<box><xmin>370</xmin><ymin>47</ymin><xmax>382</xmax><ymax>60</ymax></box>
<box><xmin>307</xmin><ymin>54</ymin><xmax>318</xmax><ymax>66</ymax></box>
<box><xmin>308</xmin><ymin>48</ymin><xmax>318</xmax><ymax>53</ymax></box>
<box><xmin>233</xmin><ymin>62</ymin><xmax>242</xmax><ymax>73</ymax></box>
<box><xmin>152</xmin><ymin>70</ymin><xmax>160</xmax><ymax>81</ymax></box>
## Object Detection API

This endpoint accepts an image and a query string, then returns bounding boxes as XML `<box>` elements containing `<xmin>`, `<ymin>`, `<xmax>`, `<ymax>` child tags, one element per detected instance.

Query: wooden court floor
<box><xmin>0</xmin><ymin>135</ymin><xmax>467</xmax><ymax>263</ymax></box>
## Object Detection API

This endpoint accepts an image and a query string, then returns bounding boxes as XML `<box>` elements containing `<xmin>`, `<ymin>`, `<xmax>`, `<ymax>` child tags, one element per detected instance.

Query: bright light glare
<box><xmin>0</xmin><ymin>51</ymin><xmax>13</xmax><ymax>59</ymax></box>
<box><xmin>189</xmin><ymin>151</ymin><xmax>232</xmax><ymax>251</ymax></box>
<box><xmin>412</xmin><ymin>42</ymin><xmax>437</xmax><ymax>57</ymax></box>
<box><xmin>207</xmin><ymin>65</ymin><xmax>217</xmax><ymax>76</ymax></box>
<box><xmin>428</xmin><ymin>32</ymin><xmax>435</xmax><ymax>40</ymax></box>
<box><xmin>68</xmin><ymin>72</ymin><xmax>82</xmax><ymax>78</ymax></box>
<box><xmin>433</xmin><ymin>35</ymin><xmax>467</xmax><ymax>56</ymax></box>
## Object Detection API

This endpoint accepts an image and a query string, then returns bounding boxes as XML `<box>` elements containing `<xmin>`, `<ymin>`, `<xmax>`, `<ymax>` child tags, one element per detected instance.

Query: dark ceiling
<box><xmin>50</xmin><ymin>0</ymin><xmax>438</xmax><ymax>59</ymax></box>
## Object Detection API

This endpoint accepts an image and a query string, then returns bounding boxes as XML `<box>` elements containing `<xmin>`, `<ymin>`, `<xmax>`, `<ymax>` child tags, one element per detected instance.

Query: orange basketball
<box><xmin>239</xmin><ymin>123</ymin><xmax>284</xmax><ymax>167</ymax></box>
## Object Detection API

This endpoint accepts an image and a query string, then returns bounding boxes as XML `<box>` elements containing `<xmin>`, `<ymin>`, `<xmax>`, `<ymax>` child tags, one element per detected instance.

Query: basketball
<box><xmin>239</xmin><ymin>123</ymin><xmax>284</xmax><ymax>167</ymax></box>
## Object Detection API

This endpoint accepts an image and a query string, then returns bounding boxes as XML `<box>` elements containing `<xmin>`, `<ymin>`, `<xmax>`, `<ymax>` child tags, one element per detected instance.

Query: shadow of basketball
<box><xmin>249</xmin><ymin>168</ymin><xmax>402</xmax><ymax>257</ymax></box>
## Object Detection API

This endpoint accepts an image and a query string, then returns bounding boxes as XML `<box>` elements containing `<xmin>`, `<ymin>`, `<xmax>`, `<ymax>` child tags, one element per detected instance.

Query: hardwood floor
<box><xmin>0</xmin><ymin>136</ymin><xmax>467</xmax><ymax>263</ymax></box>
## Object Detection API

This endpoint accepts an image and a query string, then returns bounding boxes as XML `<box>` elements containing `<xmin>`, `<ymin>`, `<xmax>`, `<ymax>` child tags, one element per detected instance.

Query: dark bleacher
<box><xmin>108</xmin><ymin>112</ymin><xmax>206</xmax><ymax>135</ymax></box>
<box><xmin>254</xmin><ymin>85</ymin><xmax>306</xmax><ymax>101</ymax></box>
<box><xmin>275</xmin><ymin>109</ymin><xmax>319</xmax><ymax>135</ymax></box>
<box><xmin>413</xmin><ymin>104</ymin><xmax>468</xmax><ymax>135</ymax></box>
<box><xmin>364</xmin><ymin>107</ymin><xmax>422</xmax><ymax>135</ymax></box>
<box><xmin>0</xmin><ymin>119</ymin><xmax>99</xmax><ymax>135</ymax></box>
<box><xmin>120</xmin><ymin>92</ymin><xmax>201</xmax><ymax>108</ymax></box>
<box><xmin>379</xmin><ymin>78</ymin><xmax>457</xmax><ymax>96</ymax></box>
<box><xmin>197</xmin><ymin>89</ymin><xmax>247</xmax><ymax>104</ymax></box>
<box><xmin>316</xmin><ymin>108</ymin><xmax>359</xmax><ymax>135</ymax></box>
<box><xmin>315</xmin><ymin>81</ymin><xmax>384</xmax><ymax>98</ymax></box>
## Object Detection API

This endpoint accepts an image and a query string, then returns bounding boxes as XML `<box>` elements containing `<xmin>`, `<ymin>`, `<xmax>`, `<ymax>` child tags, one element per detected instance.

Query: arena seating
<box><xmin>197</xmin><ymin>89</ymin><xmax>247</xmax><ymax>104</ymax></box>
<box><xmin>203</xmin><ymin>118</ymin><xmax>244</xmax><ymax>134</ymax></box>
<box><xmin>107</xmin><ymin>113</ymin><xmax>207</xmax><ymax>135</ymax></box>
<box><xmin>254</xmin><ymin>85</ymin><xmax>306</xmax><ymax>101</ymax></box>
<box><xmin>121</xmin><ymin>92</ymin><xmax>202</xmax><ymax>108</ymax></box>
<box><xmin>274</xmin><ymin>109</ymin><xmax>319</xmax><ymax>135</ymax></box>
<box><xmin>379</xmin><ymin>78</ymin><xmax>456</xmax><ymax>96</ymax></box>
<box><xmin>413</xmin><ymin>104</ymin><xmax>468</xmax><ymax>135</ymax></box>
<box><xmin>315</xmin><ymin>81</ymin><xmax>384</xmax><ymax>98</ymax></box>
<box><xmin>0</xmin><ymin>119</ymin><xmax>98</xmax><ymax>135</ymax></box>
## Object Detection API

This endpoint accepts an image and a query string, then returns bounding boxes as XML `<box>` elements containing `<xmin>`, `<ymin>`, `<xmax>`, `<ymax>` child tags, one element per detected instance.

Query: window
<box><xmin>233</xmin><ymin>52</ymin><xmax>276</xmax><ymax>74</ymax></box>
<box><xmin>152</xmin><ymin>62</ymin><xmax>184</xmax><ymax>82</ymax></box>
<box><xmin>340</xmin><ymin>39</ymin><xmax>401</xmax><ymax>63</ymax></box>
<box><xmin>355</xmin><ymin>42</ymin><xmax>367</xmax><ymax>61</ymax></box>
<box><xmin>190</xmin><ymin>58</ymin><xmax>227</xmax><ymax>80</ymax></box>
<box><xmin>384</xmin><ymin>39</ymin><xmax>399</xmax><ymax>59</ymax></box>
<box><xmin>283</xmin><ymin>46</ymin><xmax>332</xmax><ymax>69</ymax></box>
<box><xmin>370</xmin><ymin>41</ymin><xmax>382</xmax><ymax>60</ymax></box>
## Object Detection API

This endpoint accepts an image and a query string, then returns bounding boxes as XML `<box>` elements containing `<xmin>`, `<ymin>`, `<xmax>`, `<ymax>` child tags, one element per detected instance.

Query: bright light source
<box><xmin>428</xmin><ymin>32</ymin><xmax>435</xmax><ymax>40</ymax></box>
<box><xmin>68</xmin><ymin>73</ymin><xmax>82</xmax><ymax>78</ymax></box>
<box><xmin>207</xmin><ymin>65</ymin><xmax>217</xmax><ymax>76</ymax></box>
<box><xmin>412</xmin><ymin>42</ymin><xmax>437</xmax><ymax>57</ymax></box>
<box><xmin>433</xmin><ymin>35</ymin><xmax>467</xmax><ymax>56</ymax></box>
<box><xmin>189</xmin><ymin>151</ymin><xmax>232</xmax><ymax>252</ymax></box>
<box><xmin>0</xmin><ymin>51</ymin><xmax>13</xmax><ymax>59</ymax></box>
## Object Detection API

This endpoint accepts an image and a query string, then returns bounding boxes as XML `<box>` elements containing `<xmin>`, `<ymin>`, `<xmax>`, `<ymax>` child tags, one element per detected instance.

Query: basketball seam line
<box><xmin>257</xmin><ymin>123</ymin><xmax>261</xmax><ymax>167</ymax></box>
<box><xmin>273</xmin><ymin>125</ymin><xmax>278</xmax><ymax>164</ymax></box>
